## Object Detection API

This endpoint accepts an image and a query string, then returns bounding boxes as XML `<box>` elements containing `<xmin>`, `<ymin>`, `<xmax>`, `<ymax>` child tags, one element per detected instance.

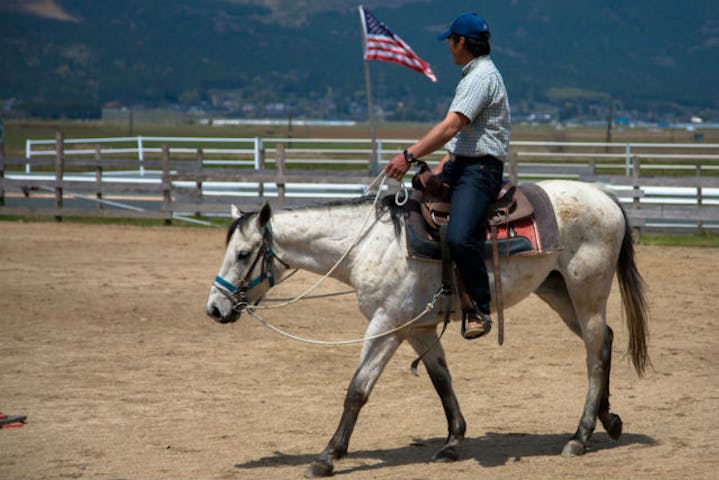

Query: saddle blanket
<box><xmin>405</xmin><ymin>183</ymin><xmax>561</xmax><ymax>262</ymax></box>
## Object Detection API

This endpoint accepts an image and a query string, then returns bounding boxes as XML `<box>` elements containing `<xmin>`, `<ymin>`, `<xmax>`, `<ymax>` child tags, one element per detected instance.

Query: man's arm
<box><xmin>384</xmin><ymin>111</ymin><xmax>468</xmax><ymax>180</ymax></box>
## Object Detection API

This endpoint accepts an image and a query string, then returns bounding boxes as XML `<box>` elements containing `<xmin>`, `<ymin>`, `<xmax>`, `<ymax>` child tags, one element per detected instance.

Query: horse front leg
<box><xmin>305</xmin><ymin>327</ymin><xmax>402</xmax><ymax>478</ymax></box>
<box><xmin>407</xmin><ymin>327</ymin><xmax>466</xmax><ymax>461</ymax></box>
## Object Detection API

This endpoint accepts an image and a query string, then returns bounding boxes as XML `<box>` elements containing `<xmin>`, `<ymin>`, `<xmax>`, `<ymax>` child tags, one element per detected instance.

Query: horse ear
<box><xmin>231</xmin><ymin>204</ymin><xmax>242</xmax><ymax>220</ymax></box>
<box><xmin>258</xmin><ymin>202</ymin><xmax>272</xmax><ymax>229</ymax></box>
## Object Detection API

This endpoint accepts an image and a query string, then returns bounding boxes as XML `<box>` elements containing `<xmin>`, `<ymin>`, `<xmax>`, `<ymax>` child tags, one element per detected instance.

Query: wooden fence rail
<box><xmin>1</xmin><ymin>135</ymin><xmax>718</xmax><ymax>231</ymax></box>
<box><xmin>1</xmin><ymin>136</ymin><xmax>174</xmax><ymax>222</ymax></box>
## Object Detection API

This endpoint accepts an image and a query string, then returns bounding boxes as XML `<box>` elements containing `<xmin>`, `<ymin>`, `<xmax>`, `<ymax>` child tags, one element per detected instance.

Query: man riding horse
<box><xmin>385</xmin><ymin>12</ymin><xmax>510</xmax><ymax>340</ymax></box>
<box><xmin>206</xmin><ymin>12</ymin><xmax>648</xmax><ymax>477</ymax></box>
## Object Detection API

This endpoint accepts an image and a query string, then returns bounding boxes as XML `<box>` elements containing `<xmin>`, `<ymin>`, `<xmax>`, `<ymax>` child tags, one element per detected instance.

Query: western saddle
<box><xmin>411</xmin><ymin>160</ymin><xmax>534</xmax><ymax>345</ymax></box>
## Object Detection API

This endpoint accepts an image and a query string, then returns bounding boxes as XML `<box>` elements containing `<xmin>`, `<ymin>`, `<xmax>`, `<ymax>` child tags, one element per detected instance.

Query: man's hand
<box><xmin>383</xmin><ymin>111</ymin><xmax>466</xmax><ymax>181</ymax></box>
<box><xmin>432</xmin><ymin>153</ymin><xmax>450</xmax><ymax>175</ymax></box>
<box><xmin>384</xmin><ymin>152</ymin><xmax>412</xmax><ymax>181</ymax></box>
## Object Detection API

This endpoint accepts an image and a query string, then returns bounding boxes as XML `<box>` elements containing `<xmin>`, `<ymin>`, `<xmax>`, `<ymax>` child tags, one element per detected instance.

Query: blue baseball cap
<box><xmin>437</xmin><ymin>13</ymin><xmax>490</xmax><ymax>40</ymax></box>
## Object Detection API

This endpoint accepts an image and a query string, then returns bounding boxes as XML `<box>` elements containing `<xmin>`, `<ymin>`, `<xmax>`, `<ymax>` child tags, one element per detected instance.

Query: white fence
<box><xmin>25</xmin><ymin>135</ymin><xmax>719</xmax><ymax>173</ymax></box>
<box><xmin>15</xmin><ymin>135</ymin><xmax>719</xmax><ymax>230</ymax></box>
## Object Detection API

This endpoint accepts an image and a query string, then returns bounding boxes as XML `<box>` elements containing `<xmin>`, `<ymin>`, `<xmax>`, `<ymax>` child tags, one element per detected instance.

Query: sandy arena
<box><xmin>0</xmin><ymin>221</ymin><xmax>717</xmax><ymax>479</ymax></box>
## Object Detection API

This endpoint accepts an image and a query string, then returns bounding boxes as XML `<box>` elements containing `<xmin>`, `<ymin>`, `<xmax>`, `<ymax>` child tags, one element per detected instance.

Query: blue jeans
<box><xmin>439</xmin><ymin>156</ymin><xmax>504</xmax><ymax>314</ymax></box>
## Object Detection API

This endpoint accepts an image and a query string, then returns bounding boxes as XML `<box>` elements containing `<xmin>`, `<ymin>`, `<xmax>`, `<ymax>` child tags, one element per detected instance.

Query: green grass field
<box><xmin>3</xmin><ymin>117</ymin><xmax>718</xmax><ymax>159</ymax></box>
<box><xmin>639</xmin><ymin>231</ymin><xmax>719</xmax><ymax>247</ymax></box>
<box><xmin>1</xmin><ymin>213</ymin><xmax>717</xmax><ymax>248</ymax></box>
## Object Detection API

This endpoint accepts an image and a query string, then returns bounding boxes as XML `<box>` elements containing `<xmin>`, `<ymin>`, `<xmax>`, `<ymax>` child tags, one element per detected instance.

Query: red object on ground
<box><xmin>0</xmin><ymin>412</ymin><xmax>27</xmax><ymax>429</ymax></box>
<box><xmin>1</xmin><ymin>422</ymin><xmax>24</xmax><ymax>429</ymax></box>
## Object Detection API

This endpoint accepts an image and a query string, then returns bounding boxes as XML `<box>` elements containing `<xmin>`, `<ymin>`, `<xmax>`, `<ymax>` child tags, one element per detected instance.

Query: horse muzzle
<box><xmin>205</xmin><ymin>297</ymin><xmax>243</xmax><ymax>324</ymax></box>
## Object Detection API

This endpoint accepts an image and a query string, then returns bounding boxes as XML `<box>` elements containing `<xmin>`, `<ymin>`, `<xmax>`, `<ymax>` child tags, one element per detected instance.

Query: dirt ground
<box><xmin>1</xmin><ymin>221</ymin><xmax>717</xmax><ymax>480</ymax></box>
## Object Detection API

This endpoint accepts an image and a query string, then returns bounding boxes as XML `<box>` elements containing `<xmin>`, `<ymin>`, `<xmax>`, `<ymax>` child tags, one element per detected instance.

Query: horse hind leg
<box><xmin>407</xmin><ymin>327</ymin><xmax>466</xmax><ymax>462</ymax></box>
<box><xmin>597</xmin><ymin>326</ymin><xmax>623</xmax><ymax>440</ymax></box>
<box><xmin>560</xmin><ymin>313</ymin><xmax>622</xmax><ymax>456</ymax></box>
<box><xmin>535</xmin><ymin>272</ymin><xmax>622</xmax><ymax>456</ymax></box>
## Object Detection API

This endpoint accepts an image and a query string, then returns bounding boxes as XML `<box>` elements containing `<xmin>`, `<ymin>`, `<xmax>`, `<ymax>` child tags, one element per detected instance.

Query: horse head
<box><xmin>205</xmin><ymin>202</ymin><xmax>281</xmax><ymax>324</ymax></box>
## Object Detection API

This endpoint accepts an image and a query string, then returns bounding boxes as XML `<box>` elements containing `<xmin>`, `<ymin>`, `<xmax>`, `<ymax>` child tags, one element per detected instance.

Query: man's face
<box><xmin>448</xmin><ymin>36</ymin><xmax>467</xmax><ymax>65</ymax></box>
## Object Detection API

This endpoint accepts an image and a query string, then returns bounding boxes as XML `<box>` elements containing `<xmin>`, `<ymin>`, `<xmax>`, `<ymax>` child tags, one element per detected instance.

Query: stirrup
<box><xmin>461</xmin><ymin>311</ymin><xmax>493</xmax><ymax>340</ymax></box>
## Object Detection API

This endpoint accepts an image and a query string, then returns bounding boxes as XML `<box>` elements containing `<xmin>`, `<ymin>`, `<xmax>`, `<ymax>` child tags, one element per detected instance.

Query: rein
<box><xmin>212</xmin><ymin>171</ymin><xmax>446</xmax><ymax>353</ymax></box>
<box><xmin>241</xmin><ymin>172</ymin><xmax>392</xmax><ymax>313</ymax></box>
<box><xmin>213</xmin><ymin>172</ymin><xmax>388</xmax><ymax>313</ymax></box>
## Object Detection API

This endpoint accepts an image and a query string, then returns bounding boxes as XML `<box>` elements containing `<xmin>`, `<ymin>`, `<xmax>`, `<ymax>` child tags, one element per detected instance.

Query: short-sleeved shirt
<box><xmin>444</xmin><ymin>55</ymin><xmax>510</xmax><ymax>160</ymax></box>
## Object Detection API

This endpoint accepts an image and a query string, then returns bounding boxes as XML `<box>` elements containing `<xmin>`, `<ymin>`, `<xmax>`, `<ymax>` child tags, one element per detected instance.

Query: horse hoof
<box><xmin>304</xmin><ymin>459</ymin><xmax>334</xmax><ymax>478</ymax></box>
<box><xmin>602</xmin><ymin>413</ymin><xmax>623</xmax><ymax>440</ymax></box>
<box><xmin>561</xmin><ymin>439</ymin><xmax>586</xmax><ymax>457</ymax></box>
<box><xmin>432</xmin><ymin>446</ymin><xmax>459</xmax><ymax>462</ymax></box>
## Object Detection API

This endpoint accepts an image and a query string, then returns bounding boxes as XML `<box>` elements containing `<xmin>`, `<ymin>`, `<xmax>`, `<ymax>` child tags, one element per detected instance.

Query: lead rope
<box><xmin>245</xmin><ymin>287</ymin><xmax>444</xmax><ymax>345</ymax></box>
<box><xmin>251</xmin><ymin>171</ymin><xmax>389</xmax><ymax>311</ymax></box>
<box><xmin>242</xmin><ymin>171</ymin><xmax>449</xmax><ymax>368</ymax></box>
<box><xmin>263</xmin><ymin>268</ymin><xmax>355</xmax><ymax>302</ymax></box>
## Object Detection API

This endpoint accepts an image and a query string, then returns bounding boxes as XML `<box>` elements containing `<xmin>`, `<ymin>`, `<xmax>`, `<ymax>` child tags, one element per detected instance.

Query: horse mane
<box><xmin>288</xmin><ymin>194</ymin><xmax>408</xmax><ymax>237</ymax></box>
<box><xmin>378</xmin><ymin>193</ymin><xmax>411</xmax><ymax>237</ymax></box>
<box><xmin>285</xmin><ymin>195</ymin><xmax>376</xmax><ymax>211</ymax></box>
<box><xmin>225</xmin><ymin>193</ymin><xmax>409</xmax><ymax>245</ymax></box>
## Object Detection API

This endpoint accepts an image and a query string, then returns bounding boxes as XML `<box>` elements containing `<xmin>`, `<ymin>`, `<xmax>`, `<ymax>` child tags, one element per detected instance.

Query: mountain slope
<box><xmin>1</xmin><ymin>0</ymin><xmax>717</xmax><ymax>120</ymax></box>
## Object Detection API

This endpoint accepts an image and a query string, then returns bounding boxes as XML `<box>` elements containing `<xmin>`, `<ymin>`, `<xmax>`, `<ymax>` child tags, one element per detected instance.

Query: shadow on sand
<box><xmin>235</xmin><ymin>431</ymin><xmax>656</xmax><ymax>475</ymax></box>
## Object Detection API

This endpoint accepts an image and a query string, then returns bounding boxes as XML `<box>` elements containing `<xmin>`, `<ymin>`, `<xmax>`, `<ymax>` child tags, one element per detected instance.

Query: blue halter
<box><xmin>212</xmin><ymin>224</ymin><xmax>285</xmax><ymax>311</ymax></box>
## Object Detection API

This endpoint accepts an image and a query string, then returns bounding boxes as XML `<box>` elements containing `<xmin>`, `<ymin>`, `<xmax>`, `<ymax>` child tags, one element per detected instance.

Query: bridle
<box><xmin>207</xmin><ymin>173</ymin><xmax>446</xmax><ymax>356</ymax></box>
<box><xmin>212</xmin><ymin>224</ymin><xmax>290</xmax><ymax>312</ymax></box>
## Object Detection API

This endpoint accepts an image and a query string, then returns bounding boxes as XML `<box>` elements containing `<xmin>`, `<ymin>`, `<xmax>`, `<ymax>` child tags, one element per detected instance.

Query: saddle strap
<box><xmin>439</xmin><ymin>224</ymin><xmax>454</xmax><ymax>292</ymax></box>
<box><xmin>410</xmin><ymin>224</ymin><xmax>454</xmax><ymax>376</ymax></box>
<box><xmin>490</xmin><ymin>224</ymin><xmax>505</xmax><ymax>345</ymax></box>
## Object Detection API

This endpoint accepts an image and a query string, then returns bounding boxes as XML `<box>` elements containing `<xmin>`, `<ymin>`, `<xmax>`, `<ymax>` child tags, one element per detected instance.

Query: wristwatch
<box><xmin>403</xmin><ymin>149</ymin><xmax>417</xmax><ymax>164</ymax></box>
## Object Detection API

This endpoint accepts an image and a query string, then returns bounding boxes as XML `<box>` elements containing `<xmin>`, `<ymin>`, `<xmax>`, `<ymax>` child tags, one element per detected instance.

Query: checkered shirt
<box><xmin>444</xmin><ymin>55</ymin><xmax>511</xmax><ymax>159</ymax></box>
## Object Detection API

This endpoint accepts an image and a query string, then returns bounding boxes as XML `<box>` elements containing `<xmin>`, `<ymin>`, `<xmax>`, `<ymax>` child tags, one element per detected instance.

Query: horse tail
<box><xmin>613</xmin><ymin>197</ymin><xmax>651</xmax><ymax>376</ymax></box>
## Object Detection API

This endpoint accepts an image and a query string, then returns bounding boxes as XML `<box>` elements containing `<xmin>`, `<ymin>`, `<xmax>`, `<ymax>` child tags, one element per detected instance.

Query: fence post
<box><xmin>632</xmin><ymin>155</ymin><xmax>641</xmax><ymax>210</ymax></box>
<box><xmin>625</xmin><ymin>144</ymin><xmax>632</xmax><ymax>176</ymax></box>
<box><xmin>95</xmin><ymin>144</ymin><xmax>103</xmax><ymax>210</ymax></box>
<box><xmin>631</xmin><ymin>155</ymin><xmax>642</xmax><ymax>238</ymax></box>
<box><xmin>256</xmin><ymin>137</ymin><xmax>265</xmax><ymax>200</ymax></box>
<box><xmin>25</xmin><ymin>138</ymin><xmax>31</xmax><ymax>173</ymax></box>
<box><xmin>0</xmin><ymin>134</ymin><xmax>5</xmax><ymax>207</ymax></box>
<box><xmin>374</xmin><ymin>139</ymin><xmax>383</xmax><ymax>176</ymax></box>
<box><xmin>54</xmin><ymin>131</ymin><xmax>64</xmax><ymax>222</ymax></box>
<box><xmin>137</xmin><ymin>136</ymin><xmax>145</xmax><ymax>177</ymax></box>
<box><xmin>161</xmin><ymin>144</ymin><xmax>172</xmax><ymax>225</ymax></box>
<box><xmin>276</xmin><ymin>143</ymin><xmax>286</xmax><ymax>207</ymax></box>
<box><xmin>507</xmin><ymin>151</ymin><xmax>519</xmax><ymax>184</ymax></box>
<box><xmin>195</xmin><ymin>148</ymin><xmax>204</xmax><ymax>217</ymax></box>
<box><xmin>696</xmin><ymin>161</ymin><xmax>704</xmax><ymax>232</ymax></box>
<box><xmin>254</xmin><ymin>137</ymin><xmax>264</xmax><ymax>170</ymax></box>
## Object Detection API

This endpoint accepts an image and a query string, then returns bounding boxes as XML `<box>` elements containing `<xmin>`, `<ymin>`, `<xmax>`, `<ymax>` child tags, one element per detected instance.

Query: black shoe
<box><xmin>461</xmin><ymin>311</ymin><xmax>492</xmax><ymax>340</ymax></box>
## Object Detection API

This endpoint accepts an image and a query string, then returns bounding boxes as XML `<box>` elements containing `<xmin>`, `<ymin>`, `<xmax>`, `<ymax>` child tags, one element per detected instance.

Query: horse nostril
<box><xmin>207</xmin><ymin>305</ymin><xmax>222</xmax><ymax>320</ymax></box>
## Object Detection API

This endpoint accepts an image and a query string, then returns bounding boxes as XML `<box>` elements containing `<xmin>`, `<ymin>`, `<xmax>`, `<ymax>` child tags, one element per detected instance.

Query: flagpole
<box><xmin>359</xmin><ymin>5</ymin><xmax>379</xmax><ymax>176</ymax></box>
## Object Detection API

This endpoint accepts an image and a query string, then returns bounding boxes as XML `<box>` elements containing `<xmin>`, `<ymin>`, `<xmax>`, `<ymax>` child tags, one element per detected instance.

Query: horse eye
<box><xmin>236</xmin><ymin>250</ymin><xmax>251</xmax><ymax>261</ymax></box>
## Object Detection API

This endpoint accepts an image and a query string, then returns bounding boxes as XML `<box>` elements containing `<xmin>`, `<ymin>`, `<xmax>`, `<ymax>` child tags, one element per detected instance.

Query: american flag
<box><xmin>359</xmin><ymin>6</ymin><xmax>437</xmax><ymax>83</ymax></box>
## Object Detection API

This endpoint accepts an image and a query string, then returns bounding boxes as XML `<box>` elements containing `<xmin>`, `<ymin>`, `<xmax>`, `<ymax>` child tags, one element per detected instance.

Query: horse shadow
<box><xmin>235</xmin><ymin>431</ymin><xmax>656</xmax><ymax>475</ymax></box>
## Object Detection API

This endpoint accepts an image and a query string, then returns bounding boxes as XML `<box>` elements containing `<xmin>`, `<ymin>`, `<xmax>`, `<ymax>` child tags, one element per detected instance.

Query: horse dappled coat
<box><xmin>206</xmin><ymin>179</ymin><xmax>648</xmax><ymax>478</ymax></box>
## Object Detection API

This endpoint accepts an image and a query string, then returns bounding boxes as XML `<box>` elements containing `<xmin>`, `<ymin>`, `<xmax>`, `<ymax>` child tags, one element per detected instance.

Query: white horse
<box><xmin>205</xmin><ymin>179</ymin><xmax>648</xmax><ymax>478</ymax></box>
